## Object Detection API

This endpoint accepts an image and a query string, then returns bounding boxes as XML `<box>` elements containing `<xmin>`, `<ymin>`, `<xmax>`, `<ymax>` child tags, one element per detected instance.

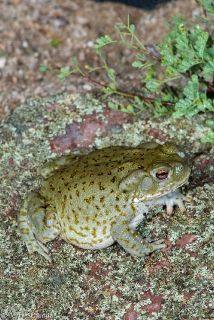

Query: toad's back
<box><xmin>41</xmin><ymin>146</ymin><xmax>153</xmax><ymax>247</ymax></box>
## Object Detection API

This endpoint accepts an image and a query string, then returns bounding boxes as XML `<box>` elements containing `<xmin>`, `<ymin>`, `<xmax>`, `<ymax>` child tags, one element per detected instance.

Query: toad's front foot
<box><xmin>153</xmin><ymin>189</ymin><xmax>190</xmax><ymax>215</ymax></box>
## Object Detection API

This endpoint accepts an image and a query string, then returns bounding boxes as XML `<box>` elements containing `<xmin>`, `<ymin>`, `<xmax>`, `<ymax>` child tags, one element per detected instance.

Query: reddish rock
<box><xmin>153</xmin><ymin>260</ymin><xmax>170</xmax><ymax>270</ymax></box>
<box><xmin>141</xmin><ymin>291</ymin><xmax>163</xmax><ymax>316</ymax></box>
<box><xmin>8</xmin><ymin>158</ymin><xmax>15</xmax><ymax>167</ymax></box>
<box><xmin>123</xmin><ymin>310</ymin><xmax>138</xmax><ymax>320</ymax></box>
<box><xmin>176</xmin><ymin>234</ymin><xmax>197</xmax><ymax>248</ymax></box>
<box><xmin>148</xmin><ymin>128</ymin><xmax>170</xmax><ymax>142</ymax></box>
<box><xmin>50</xmin><ymin>107</ymin><xmax>131</xmax><ymax>153</ymax></box>
<box><xmin>183</xmin><ymin>291</ymin><xmax>196</xmax><ymax>301</ymax></box>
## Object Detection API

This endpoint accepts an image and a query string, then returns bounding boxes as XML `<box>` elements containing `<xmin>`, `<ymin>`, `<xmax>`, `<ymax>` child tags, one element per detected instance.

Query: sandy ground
<box><xmin>1</xmin><ymin>0</ymin><xmax>200</xmax><ymax>119</ymax></box>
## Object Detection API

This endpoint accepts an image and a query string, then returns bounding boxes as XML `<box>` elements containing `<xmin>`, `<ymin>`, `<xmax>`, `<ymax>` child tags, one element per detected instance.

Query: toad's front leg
<box><xmin>111</xmin><ymin>213</ymin><xmax>166</xmax><ymax>257</ymax></box>
<box><xmin>17</xmin><ymin>192</ymin><xmax>61</xmax><ymax>262</ymax></box>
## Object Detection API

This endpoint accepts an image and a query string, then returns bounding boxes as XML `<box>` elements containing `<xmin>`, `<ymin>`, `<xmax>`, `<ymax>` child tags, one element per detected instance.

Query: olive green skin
<box><xmin>18</xmin><ymin>142</ymin><xmax>190</xmax><ymax>262</ymax></box>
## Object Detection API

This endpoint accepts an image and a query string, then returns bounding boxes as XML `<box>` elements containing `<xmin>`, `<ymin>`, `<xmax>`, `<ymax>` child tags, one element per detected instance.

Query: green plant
<box><xmin>40</xmin><ymin>0</ymin><xmax>214</xmax><ymax>143</ymax></box>
<box><xmin>50</xmin><ymin>38</ymin><xmax>61</xmax><ymax>48</ymax></box>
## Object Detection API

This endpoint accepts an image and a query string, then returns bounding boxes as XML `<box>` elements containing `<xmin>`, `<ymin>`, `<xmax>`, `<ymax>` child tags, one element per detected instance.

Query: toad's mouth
<box><xmin>133</xmin><ymin>174</ymin><xmax>190</xmax><ymax>203</ymax></box>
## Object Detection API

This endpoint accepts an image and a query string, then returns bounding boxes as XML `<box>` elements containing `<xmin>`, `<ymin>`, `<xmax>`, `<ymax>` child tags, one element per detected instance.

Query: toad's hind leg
<box><xmin>111</xmin><ymin>214</ymin><xmax>166</xmax><ymax>257</ymax></box>
<box><xmin>17</xmin><ymin>192</ymin><xmax>61</xmax><ymax>262</ymax></box>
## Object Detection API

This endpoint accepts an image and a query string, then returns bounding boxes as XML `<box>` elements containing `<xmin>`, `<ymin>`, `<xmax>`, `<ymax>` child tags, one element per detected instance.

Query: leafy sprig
<box><xmin>40</xmin><ymin>0</ymin><xmax>214</xmax><ymax>143</ymax></box>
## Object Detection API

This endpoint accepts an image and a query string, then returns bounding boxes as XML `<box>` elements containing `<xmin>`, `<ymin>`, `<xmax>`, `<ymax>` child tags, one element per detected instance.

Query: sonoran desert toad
<box><xmin>18</xmin><ymin>142</ymin><xmax>190</xmax><ymax>262</ymax></box>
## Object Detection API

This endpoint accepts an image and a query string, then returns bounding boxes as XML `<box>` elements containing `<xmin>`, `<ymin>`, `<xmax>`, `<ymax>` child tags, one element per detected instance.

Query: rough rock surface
<box><xmin>1</xmin><ymin>92</ymin><xmax>214</xmax><ymax>319</ymax></box>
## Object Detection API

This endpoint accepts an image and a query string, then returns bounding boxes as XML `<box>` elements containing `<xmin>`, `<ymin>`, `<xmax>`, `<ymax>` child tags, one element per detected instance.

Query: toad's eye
<box><xmin>156</xmin><ymin>169</ymin><xmax>169</xmax><ymax>180</ymax></box>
